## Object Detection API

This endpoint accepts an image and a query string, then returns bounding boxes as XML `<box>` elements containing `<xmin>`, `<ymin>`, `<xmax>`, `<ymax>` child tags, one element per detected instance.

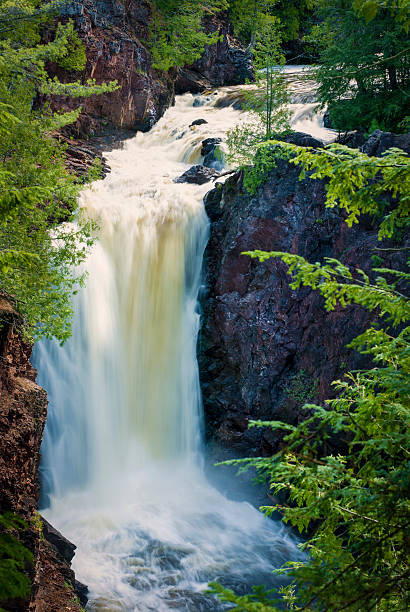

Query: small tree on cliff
<box><xmin>226</xmin><ymin>15</ymin><xmax>291</xmax><ymax>167</ymax></box>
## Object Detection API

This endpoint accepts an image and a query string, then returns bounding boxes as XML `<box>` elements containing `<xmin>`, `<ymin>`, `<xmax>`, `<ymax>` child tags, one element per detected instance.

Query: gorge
<box><xmin>1</xmin><ymin>2</ymin><xmax>408</xmax><ymax>611</ymax></box>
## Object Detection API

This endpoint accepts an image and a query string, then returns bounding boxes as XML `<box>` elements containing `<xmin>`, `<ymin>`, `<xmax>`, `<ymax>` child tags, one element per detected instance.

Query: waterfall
<box><xmin>34</xmin><ymin>80</ymin><xmax>330</xmax><ymax>610</ymax></box>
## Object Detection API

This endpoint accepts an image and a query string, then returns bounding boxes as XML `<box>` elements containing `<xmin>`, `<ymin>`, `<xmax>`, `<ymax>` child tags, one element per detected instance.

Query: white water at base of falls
<box><xmin>34</xmin><ymin>81</ymin><xmax>333</xmax><ymax>611</ymax></box>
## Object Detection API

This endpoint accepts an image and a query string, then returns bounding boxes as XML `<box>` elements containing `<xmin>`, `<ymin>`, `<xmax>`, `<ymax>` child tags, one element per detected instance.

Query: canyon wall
<box><xmin>199</xmin><ymin>131</ymin><xmax>409</xmax><ymax>458</ymax></box>
<box><xmin>0</xmin><ymin>302</ymin><xmax>86</xmax><ymax>611</ymax></box>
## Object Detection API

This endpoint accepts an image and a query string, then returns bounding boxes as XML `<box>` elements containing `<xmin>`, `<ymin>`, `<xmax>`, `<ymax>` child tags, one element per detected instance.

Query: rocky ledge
<box><xmin>198</xmin><ymin>131</ymin><xmax>409</xmax><ymax>458</ymax></box>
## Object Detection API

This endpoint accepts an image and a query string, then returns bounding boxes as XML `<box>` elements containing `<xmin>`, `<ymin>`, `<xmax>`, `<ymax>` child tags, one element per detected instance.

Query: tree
<box><xmin>226</xmin><ymin>15</ymin><xmax>290</xmax><ymax>168</ymax></box>
<box><xmin>209</xmin><ymin>140</ymin><xmax>410</xmax><ymax>611</ymax></box>
<box><xmin>310</xmin><ymin>0</ymin><xmax>410</xmax><ymax>133</ymax></box>
<box><xmin>0</xmin><ymin>1</ymin><xmax>117</xmax><ymax>341</ymax></box>
<box><xmin>149</xmin><ymin>0</ymin><xmax>227</xmax><ymax>71</ymax></box>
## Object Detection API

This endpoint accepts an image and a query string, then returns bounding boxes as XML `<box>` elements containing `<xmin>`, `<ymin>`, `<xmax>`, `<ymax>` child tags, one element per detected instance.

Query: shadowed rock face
<box><xmin>175</xmin><ymin>13</ymin><xmax>253</xmax><ymax>93</ymax></box>
<box><xmin>175</xmin><ymin>164</ymin><xmax>219</xmax><ymax>184</ymax></box>
<box><xmin>198</xmin><ymin>135</ymin><xmax>408</xmax><ymax>458</ymax></box>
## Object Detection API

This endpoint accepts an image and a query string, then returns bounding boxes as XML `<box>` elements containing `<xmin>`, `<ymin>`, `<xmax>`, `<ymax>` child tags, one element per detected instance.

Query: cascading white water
<box><xmin>34</xmin><ymin>77</ymin><xmax>334</xmax><ymax>611</ymax></box>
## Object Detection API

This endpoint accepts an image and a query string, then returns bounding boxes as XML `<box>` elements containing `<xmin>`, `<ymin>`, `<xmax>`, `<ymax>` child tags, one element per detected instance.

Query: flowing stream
<box><xmin>34</xmin><ymin>72</ymin><xmax>334</xmax><ymax>611</ymax></box>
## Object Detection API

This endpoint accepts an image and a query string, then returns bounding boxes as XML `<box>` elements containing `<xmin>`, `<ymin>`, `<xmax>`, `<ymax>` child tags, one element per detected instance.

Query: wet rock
<box><xmin>75</xmin><ymin>580</ymin><xmax>89</xmax><ymax>607</ymax></box>
<box><xmin>175</xmin><ymin>165</ymin><xmax>219</xmax><ymax>185</ymax></box>
<box><xmin>201</xmin><ymin>137</ymin><xmax>223</xmax><ymax>169</ymax></box>
<box><xmin>193</xmin><ymin>97</ymin><xmax>206</xmax><ymax>107</ymax></box>
<box><xmin>41</xmin><ymin>517</ymin><xmax>76</xmax><ymax>564</ymax></box>
<box><xmin>360</xmin><ymin>129</ymin><xmax>410</xmax><ymax>156</ymax></box>
<box><xmin>190</xmin><ymin>118</ymin><xmax>208</xmax><ymax>127</ymax></box>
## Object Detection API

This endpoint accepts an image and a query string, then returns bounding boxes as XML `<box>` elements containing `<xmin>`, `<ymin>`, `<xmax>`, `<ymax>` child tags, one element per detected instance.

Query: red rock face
<box><xmin>41</xmin><ymin>0</ymin><xmax>175</xmax><ymax>137</ymax></box>
<box><xmin>0</xmin><ymin>301</ymin><xmax>46</xmax><ymax>517</ymax></box>
<box><xmin>0</xmin><ymin>303</ymin><xmax>84</xmax><ymax>610</ymax></box>
<box><xmin>44</xmin><ymin>2</ymin><xmax>251</xmax><ymax>137</ymax></box>
<box><xmin>199</xmin><ymin>137</ymin><xmax>408</xmax><ymax>458</ymax></box>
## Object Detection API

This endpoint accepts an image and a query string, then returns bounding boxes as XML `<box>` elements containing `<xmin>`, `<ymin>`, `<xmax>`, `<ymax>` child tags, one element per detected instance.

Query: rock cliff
<box><xmin>199</xmin><ymin>132</ymin><xmax>408</xmax><ymax>458</ymax></box>
<box><xmin>0</xmin><ymin>302</ymin><xmax>85</xmax><ymax>611</ymax></box>
<box><xmin>46</xmin><ymin>1</ymin><xmax>251</xmax><ymax>137</ymax></box>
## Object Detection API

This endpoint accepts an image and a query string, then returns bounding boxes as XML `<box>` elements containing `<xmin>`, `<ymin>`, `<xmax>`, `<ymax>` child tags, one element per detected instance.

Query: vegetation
<box><xmin>308</xmin><ymin>0</ymin><xmax>410</xmax><ymax>133</ymax></box>
<box><xmin>228</xmin><ymin>0</ymin><xmax>317</xmax><ymax>47</ymax></box>
<box><xmin>0</xmin><ymin>0</ymin><xmax>409</xmax><ymax>610</ymax></box>
<box><xmin>0</xmin><ymin>513</ymin><xmax>33</xmax><ymax>605</ymax></box>
<box><xmin>0</xmin><ymin>0</ymin><xmax>117</xmax><ymax>341</ymax></box>
<box><xmin>149</xmin><ymin>0</ymin><xmax>228</xmax><ymax>71</ymax></box>
<box><xmin>226</xmin><ymin>13</ymin><xmax>291</xmax><ymax>170</ymax></box>
<box><xmin>209</xmin><ymin>138</ymin><xmax>410</xmax><ymax>610</ymax></box>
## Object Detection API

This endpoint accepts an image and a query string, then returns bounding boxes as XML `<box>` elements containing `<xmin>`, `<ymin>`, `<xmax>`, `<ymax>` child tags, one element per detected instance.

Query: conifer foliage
<box><xmin>0</xmin><ymin>0</ymin><xmax>117</xmax><ymax>341</ymax></box>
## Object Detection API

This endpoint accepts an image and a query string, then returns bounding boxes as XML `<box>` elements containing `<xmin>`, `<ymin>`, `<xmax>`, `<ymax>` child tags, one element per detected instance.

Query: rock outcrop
<box><xmin>175</xmin><ymin>13</ymin><xmax>253</xmax><ymax>94</ymax></box>
<box><xmin>45</xmin><ymin>2</ymin><xmax>252</xmax><ymax>138</ymax></box>
<box><xmin>198</xmin><ymin>133</ymin><xmax>407</xmax><ymax>457</ymax></box>
<box><xmin>0</xmin><ymin>302</ymin><xmax>84</xmax><ymax>610</ymax></box>
<box><xmin>175</xmin><ymin>164</ymin><xmax>219</xmax><ymax>184</ymax></box>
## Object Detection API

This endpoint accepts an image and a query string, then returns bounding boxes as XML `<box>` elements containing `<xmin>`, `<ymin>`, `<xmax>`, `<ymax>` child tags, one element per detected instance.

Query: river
<box><xmin>34</xmin><ymin>71</ymin><xmax>334</xmax><ymax>611</ymax></box>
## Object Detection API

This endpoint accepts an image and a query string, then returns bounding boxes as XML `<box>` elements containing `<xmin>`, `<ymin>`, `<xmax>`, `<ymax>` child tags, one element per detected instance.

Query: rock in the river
<box><xmin>198</xmin><ymin>131</ymin><xmax>408</xmax><ymax>457</ymax></box>
<box><xmin>190</xmin><ymin>118</ymin><xmax>208</xmax><ymax>127</ymax></box>
<box><xmin>193</xmin><ymin>97</ymin><xmax>206</xmax><ymax>107</ymax></box>
<box><xmin>201</xmin><ymin>137</ymin><xmax>223</xmax><ymax>169</ymax></box>
<box><xmin>175</xmin><ymin>165</ymin><xmax>219</xmax><ymax>185</ymax></box>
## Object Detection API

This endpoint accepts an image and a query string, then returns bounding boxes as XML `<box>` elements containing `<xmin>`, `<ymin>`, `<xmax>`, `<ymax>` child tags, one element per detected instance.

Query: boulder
<box><xmin>174</xmin><ymin>165</ymin><xmax>219</xmax><ymax>184</ymax></box>
<box><xmin>360</xmin><ymin>129</ymin><xmax>410</xmax><ymax>156</ymax></box>
<box><xmin>337</xmin><ymin>131</ymin><xmax>367</xmax><ymax>149</ymax></box>
<box><xmin>201</xmin><ymin>137</ymin><xmax>223</xmax><ymax>169</ymax></box>
<box><xmin>190</xmin><ymin>118</ymin><xmax>208</xmax><ymax>127</ymax></box>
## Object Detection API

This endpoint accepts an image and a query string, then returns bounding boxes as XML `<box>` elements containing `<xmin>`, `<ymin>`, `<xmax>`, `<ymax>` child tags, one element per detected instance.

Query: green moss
<box><xmin>0</xmin><ymin>513</ymin><xmax>34</xmax><ymax>603</ymax></box>
<box><xmin>285</xmin><ymin>369</ymin><xmax>319</xmax><ymax>404</ymax></box>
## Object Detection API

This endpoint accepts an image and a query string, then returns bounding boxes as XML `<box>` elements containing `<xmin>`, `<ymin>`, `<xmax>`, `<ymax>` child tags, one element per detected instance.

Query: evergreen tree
<box><xmin>0</xmin><ymin>0</ymin><xmax>117</xmax><ymax>341</ymax></box>
<box><xmin>149</xmin><ymin>0</ymin><xmax>227</xmax><ymax>71</ymax></box>
<box><xmin>310</xmin><ymin>0</ymin><xmax>410</xmax><ymax>132</ymax></box>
